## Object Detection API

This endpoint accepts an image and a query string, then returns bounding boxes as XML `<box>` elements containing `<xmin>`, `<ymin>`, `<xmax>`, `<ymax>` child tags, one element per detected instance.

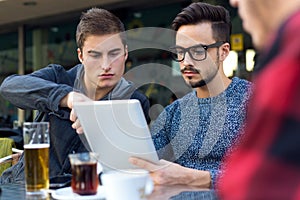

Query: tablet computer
<box><xmin>73</xmin><ymin>99</ymin><xmax>159</xmax><ymax>172</ymax></box>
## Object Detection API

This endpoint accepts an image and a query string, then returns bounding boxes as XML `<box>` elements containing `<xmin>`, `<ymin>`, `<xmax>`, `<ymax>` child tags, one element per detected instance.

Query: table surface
<box><xmin>0</xmin><ymin>183</ymin><xmax>218</xmax><ymax>200</ymax></box>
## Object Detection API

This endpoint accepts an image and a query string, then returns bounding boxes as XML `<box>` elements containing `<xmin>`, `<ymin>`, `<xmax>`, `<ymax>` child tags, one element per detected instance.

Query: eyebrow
<box><xmin>87</xmin><ymin>48</ymin><xmax>123</xmax><ymax>54</ymax></box>
<box><xmin>87</xmin><ymin>50</ymin><xmax>101</xmax><ymax>55</ymax></box>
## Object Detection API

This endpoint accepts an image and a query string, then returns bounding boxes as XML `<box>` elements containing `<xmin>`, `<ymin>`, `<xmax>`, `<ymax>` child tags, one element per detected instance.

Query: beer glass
<box><xmin>23</xmin><ymin>122</ymin><xmax>50</xmax><ymax>198</ymax></box>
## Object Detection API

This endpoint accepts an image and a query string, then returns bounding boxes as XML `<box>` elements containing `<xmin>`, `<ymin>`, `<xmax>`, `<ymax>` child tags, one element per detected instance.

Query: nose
<box><xmin>102</xmin><ymin>64</ymin><xmax>111</xmax><ymax>72</ymax></box>
<box><xmin>101</xmin><ymin>56</ymin><xmax>111</xmax><ymax>71</ymax></box>
<box><xmin>181</xmin><ymin>51</ymin><xmax>194</xmax><ymax>66</ymax></box>
<box><xmin>229</xmin><ymin>0</ymin><xmax>239</xmax><ymax>7</ymax></box>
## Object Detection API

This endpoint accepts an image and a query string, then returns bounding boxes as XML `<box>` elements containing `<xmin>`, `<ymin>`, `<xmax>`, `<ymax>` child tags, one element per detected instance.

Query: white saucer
<box><xmin>52</xmin><ymin>186</ymin><xmax>105</xmax><ymax>200</ymax></box>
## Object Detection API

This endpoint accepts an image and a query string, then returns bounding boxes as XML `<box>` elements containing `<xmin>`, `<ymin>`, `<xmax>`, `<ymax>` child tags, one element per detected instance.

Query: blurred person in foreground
<box><xmin>217</xmin><ymin>0</ymin><xmax>300</xmax><ymax>199</ymax></box>
<box><xmin>130</xmin><ymin>2</ymin><xmax>252</xmax><ymax>188</ymax></box>
<box><xmin>0</xmin><ymin>8</ymin><xmax>150</xmax><ymax>183</ymax></box>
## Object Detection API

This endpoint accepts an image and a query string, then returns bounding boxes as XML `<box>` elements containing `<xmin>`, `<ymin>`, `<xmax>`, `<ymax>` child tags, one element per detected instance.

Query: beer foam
<box><xmin>24</xmin><ymin>144</ymin><xmax>50</xmax><ymax>149</ymax></box>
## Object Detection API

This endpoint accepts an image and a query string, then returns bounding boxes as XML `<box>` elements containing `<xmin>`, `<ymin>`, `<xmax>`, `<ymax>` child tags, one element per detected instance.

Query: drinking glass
<box><xmin>23</xmin><ymin>122</ymin><xmax>50</xmax><ymax>198</ymax></box>
<box><xmin>69</xmin><ymin>152</ymin><xmax>99</xmax><ymax>195</ymax></box>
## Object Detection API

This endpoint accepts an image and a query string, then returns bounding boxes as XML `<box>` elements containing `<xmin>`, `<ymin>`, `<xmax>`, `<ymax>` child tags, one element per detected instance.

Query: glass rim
<box><xmin>23</xmin><ymin>121</ymin><xmax>49</xmax><ymax>124</ymax></box>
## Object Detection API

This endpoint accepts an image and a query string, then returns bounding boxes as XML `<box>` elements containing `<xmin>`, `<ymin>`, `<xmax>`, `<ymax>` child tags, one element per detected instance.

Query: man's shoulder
<box><xmin>231</xmin><ymin>77</ymin><xmax>253</xmax><ymax>94</ymax></box>
<box><xmin>45</xmin><ymin>63</ymin><xmax>67</xmax><ymax>71</ymax></box>
<box><xmin>165</xmin><ymin>92</ymin><xmax>195</xmax><ymax>110</ymax></box>
<box><xmin>46</xmin><ymin>63</ymin><xmax>81</xmax><ymax>73</ymax></box>
<box><xmin>42</xmin><ymin>64</ymin><xmax>81</xmax><ymax>81</ymax></box>
<box><xmin>178</xmin><ymin>92</ymin><xmax>196</xmax><ymax>102</ymax></box>
<box><xmin>232</xmin><ymin>77</ymin><xmax>252</xmax><ymax>87</ymax></box>
<box><xmin>130</xmin><ymin>90</ymin><xmax>148</xmax><ymax>102</ymax></box>
<box><xmin>228</xmin><ymin>77</ymin><xmax>253</xmax><ymax>103</ymax></box>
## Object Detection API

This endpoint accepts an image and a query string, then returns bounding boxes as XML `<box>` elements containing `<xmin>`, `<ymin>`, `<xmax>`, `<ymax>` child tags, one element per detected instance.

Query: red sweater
<box><xmin>217</xmin><ymin>10</ymin><xmax>300</xmax><ymax>200</ymax></box>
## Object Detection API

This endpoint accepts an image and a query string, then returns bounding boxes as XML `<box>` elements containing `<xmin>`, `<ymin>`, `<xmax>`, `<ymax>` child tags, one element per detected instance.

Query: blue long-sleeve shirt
<box><xmin>150</xmin><ymin>77</ymin><xmax>252</xmax><ymax>187</ymax></box>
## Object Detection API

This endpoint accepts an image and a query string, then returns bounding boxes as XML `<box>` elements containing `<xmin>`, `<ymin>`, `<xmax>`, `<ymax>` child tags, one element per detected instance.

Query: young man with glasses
<box><xmin>130</xmin><ymin>2</ymin><xmax>252</xmax><ymax>188</ymax></box>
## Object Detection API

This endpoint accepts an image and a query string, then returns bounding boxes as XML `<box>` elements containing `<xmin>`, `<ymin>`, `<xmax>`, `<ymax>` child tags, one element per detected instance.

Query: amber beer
<box><xmin>24</xmin><ymin>143</ymin><xmax>49</xmax><ymax>192</ymax></box>
<box><xmin>23</xmin><ymin>122</ymin><xmax>50</xmax><ymax>197</ymax></box>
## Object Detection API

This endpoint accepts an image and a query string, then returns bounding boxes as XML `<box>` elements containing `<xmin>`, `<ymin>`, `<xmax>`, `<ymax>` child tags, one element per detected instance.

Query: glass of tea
<box><xmin>68</xmin><ymin>152</ymin><xmax>99</xmax><ymax>195</ymax></box>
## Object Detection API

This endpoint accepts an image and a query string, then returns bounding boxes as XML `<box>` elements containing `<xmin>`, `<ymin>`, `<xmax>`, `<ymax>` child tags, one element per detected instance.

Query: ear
<box><xmin>124</xmin><ymin>45</ymin><xmax>128</xmax><ymax>61</ymax></box>
<box><xmin>219</xmin><ymin>42</ymin><xmax>230</xmax><ymax>61</ymax></box>
<box><xmin>77</xmin><ymin>48</ymin><xmax>83</xmax><ymax>63</ymax></box>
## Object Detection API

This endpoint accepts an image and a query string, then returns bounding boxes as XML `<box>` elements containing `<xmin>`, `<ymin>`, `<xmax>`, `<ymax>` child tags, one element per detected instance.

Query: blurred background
<box><xmin>0</xmin><ymin>0</ymin><xmax>256</xmax><ymax>128</ymax></box>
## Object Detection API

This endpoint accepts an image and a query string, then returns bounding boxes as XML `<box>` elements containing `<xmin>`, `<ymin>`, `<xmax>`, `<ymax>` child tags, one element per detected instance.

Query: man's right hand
<box><xmin>60</xmin><ymin>91</ymin><xmax>92</xmax><ymax>109</ymax></box>
<box><xmin>60</xmin><ymin>91</ymin><xmax>93</xmax><ymax>134</ymax></box>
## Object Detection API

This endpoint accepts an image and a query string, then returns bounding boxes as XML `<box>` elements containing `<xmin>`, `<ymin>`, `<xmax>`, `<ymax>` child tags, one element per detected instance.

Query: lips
<box><xmin>181</xmin><ymin>67</ymin><xmax>200</xmax><ymax>74</ymax></box>
<box><xmin>183</xmin><ymin>70</ymin><xmax>198</xmax><ymax>74</ymax></box>
<box><xmin>182</xmin><ymin>71</ymin><xmax>198</xmax><ymax>79</ymax></box>
<box><xmin>180</xmin><ymin>67</ymin><xmax>200</xmax><ymax>79</ymax></box>
<box><xmin>99</xmin><ymin>73</ymin><xmax>114</xmax><ymax>78</ymax></box>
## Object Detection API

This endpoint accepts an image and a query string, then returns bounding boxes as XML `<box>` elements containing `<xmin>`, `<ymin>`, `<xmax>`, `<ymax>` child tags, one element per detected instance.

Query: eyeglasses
<box><xmin>169</xmin><ymin>41</ymin><xmax>225</xmax><ymax>62</ymax></box>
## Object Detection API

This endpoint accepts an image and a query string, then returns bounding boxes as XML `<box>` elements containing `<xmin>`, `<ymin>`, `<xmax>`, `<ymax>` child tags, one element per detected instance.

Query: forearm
<box><xmin>0</xmin><ymin>74</ymin><xmax>72</xmax><ymax>112</ymax></box>
<box><xmin>182</xmin><ymin>167</ymin><xmax>211</xmax><ymax>188</ymax></box>
<box><xmin>151</xmin><ymin>160</ymin><xmax>211</xmax><ymax>188</ymax></box>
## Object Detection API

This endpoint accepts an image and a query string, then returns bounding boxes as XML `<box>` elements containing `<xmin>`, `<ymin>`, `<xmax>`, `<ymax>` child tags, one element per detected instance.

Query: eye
<box><xmin>108</xmin><ymin>50</ymin><xmax>122</xmax><ymax>58</ymax></box>
<box><xmin>90</xmin><ymin>54</ymin><xmax>101</xmax><ymax>58</ymax></box>
<box><xmin>174</xmin><ymin>48</ymin><xmax>184</xmax><ymax>55</ymax></box>
<box><xmin>88</xmin><ymin>52</ymin><xmax>101</xmax><ymax>58</ymax></box>
<box><xmin>110</xmin><ymin>52</ymin><xmax>120</xmax><ymax>57</ymax></box>
<box><xmin>191</xmin><ymin>47</ymin><xmax>205</xmax><ymax>55</ymax></box>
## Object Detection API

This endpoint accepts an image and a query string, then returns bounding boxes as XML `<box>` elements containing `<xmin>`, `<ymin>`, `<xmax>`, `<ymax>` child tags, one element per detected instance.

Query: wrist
<box><xmin>60</xmin><ymin>92</ymin><xmax>72</xmax><ymax>108</ymax></box>
<box><xmin>185</xmin><ymin>168</ymin><xmax>211</xmax><ymax>188</ymax></box>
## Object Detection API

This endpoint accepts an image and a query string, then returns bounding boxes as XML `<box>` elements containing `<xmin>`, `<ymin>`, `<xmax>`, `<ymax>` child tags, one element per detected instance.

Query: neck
<box><xmin>96</xmin><ymin>87</ymin><xmax>114</xmax><ymax>100</ymax></box>
<box><xmin>195</xmin><ymin>75</ymin><xmax>231</xmax><ymax>98</ymax></box>
<box><xmin>83</xmin><ymin>77</ymin><xmax>114</xmax><ymax>100</ymax></box>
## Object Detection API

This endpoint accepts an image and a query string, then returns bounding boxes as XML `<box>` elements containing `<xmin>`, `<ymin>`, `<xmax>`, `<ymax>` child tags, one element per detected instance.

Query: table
<box><xmin>0</xmin><ymin>183</ymin><xmax>218</xmax><ymax>200</ymax></box>
<box><xmin>147</xmin><ymin>184</ymin><xmax>218</xmax><ymax>200</ymax></box>
<box><xmin>0</xmin><ymin>183</ymin><xmax>53</xmax><ymax>200</ymax></box>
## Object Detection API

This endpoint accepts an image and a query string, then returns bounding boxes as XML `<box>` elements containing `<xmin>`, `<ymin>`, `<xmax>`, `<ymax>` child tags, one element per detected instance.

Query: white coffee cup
<box><xmin>101</xmin><ymin>169</ymin><xmax>153</xmax><ymax>200</ymax></box>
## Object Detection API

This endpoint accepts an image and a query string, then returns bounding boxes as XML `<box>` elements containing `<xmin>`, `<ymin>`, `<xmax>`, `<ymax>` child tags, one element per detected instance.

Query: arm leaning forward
<box><xmin>0</xmin><ymin>64</ymin><xmax>73</xmax><ymax>113</ymax></box>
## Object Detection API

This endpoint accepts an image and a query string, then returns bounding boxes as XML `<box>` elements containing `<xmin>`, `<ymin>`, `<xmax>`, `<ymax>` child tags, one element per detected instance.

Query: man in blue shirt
<box><xmin>130</xmin><ymin>2</ymin><xmax>252</xmax><ymax>188</ymax></box>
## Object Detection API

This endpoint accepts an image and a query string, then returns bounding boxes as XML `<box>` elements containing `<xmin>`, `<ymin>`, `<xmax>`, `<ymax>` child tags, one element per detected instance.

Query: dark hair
<box><xmin>76</xmin><ymin>8</ymin><xmax>126</xmax><ymax>50</ymax></box>
<box><xmin>172</xmin><ymin>2</ymin><xmax>231</xmax><ymax>43</ymax></box>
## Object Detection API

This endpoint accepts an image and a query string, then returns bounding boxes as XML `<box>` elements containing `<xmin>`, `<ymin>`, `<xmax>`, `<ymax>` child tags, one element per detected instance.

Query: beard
<box><xmin>182</xmin><ymin>56</ymin><xmax>220</xmax><ymax>88</ymax></box>
<box><xmin>189</xmin><ymin>79</ymin><xmax>207</xmax><ymax>88</ymax></box>
<box><xmin>189</xmin><ymin>65</ymin><xmax>219</xmax><ymax>88</ymax></box>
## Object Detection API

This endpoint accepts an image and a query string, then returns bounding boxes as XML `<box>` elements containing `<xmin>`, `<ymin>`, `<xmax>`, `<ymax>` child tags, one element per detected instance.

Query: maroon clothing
<box><xmin>217</xmin><ymin>10</ymin><xmax>300</xmax><ymax>200</ymax></box>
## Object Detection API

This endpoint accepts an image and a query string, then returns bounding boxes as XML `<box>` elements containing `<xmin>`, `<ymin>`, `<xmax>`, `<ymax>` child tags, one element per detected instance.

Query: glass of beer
<box><xmin>69</xmin><ymin>152</ymin><xmax>99</xmax><ymax>195</ymax></box>
<box><xmin>23</xmin><ymin>122</ymin><xmax>50</xmax><ymax>198</ymax></box>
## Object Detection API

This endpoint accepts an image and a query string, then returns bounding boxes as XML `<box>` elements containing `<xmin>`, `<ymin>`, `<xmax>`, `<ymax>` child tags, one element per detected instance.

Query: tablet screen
<box><xmin>73</xmin><ymin>99</ymin><xmax>159</xmax><ymax>172</ymax></box>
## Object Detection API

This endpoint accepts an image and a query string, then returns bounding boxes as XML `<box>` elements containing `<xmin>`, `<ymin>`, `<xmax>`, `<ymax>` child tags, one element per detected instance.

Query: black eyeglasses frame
<box><xmin>169</xmin><ymin>41</ymin><xmax>226</xmax><ymax>62</ymax></box>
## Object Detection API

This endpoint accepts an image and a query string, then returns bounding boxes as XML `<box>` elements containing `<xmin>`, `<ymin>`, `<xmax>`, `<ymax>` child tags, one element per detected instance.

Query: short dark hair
<box><xmin>76</xmin><ymin>8</ymin><xmax>126</xmax><ymax>50</ymax></box>
<box><xmin>172</xmin><ymin>2</ymin><xmax>231</xmax><ymax>43</ymax></box>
